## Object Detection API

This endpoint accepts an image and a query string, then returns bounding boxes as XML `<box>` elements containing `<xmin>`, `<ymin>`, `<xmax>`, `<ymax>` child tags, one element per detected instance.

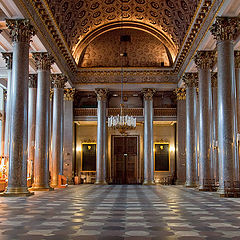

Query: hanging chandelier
<box><xmin>107</xmin><ymin>3</ymin><xmax>136</xmax><ymax>135</ymax></box>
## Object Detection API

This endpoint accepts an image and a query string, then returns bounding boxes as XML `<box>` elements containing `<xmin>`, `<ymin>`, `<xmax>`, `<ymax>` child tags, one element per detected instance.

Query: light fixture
<box><xmin>107</xmin><ymin>2</ymin><xmax>136</xmax><ymax>135</ymax></box>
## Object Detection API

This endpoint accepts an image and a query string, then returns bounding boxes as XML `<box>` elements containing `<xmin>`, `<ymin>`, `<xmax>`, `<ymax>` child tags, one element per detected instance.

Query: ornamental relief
<box><xmin>47</xmin><ymin>0</ymin><xmax>198</xmax><ymax>51</ymax></box>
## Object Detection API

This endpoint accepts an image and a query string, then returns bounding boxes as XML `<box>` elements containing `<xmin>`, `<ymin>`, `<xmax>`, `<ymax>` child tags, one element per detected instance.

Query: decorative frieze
<box><xmin>235</xmin><ymin>51</ymin><xmax>240</xmax><ymax>69</ymax></box>
<box><xmin>29</xmin><ymin>74</ymin><xmax>38</xmax><ymax>88</ymax></box>
<box><xmin>211</xmin><ymin>72</ymin><xmax>218</xmax><ymax>88</ymax></box>
<box><xmin>142</xmin><ymin>88</ymin><xmax>156</xmax><ymax>100</ymax></box>
<box><xmin>182</xmin><ymin>72</ymin><xmax>198</xmax><ymax>88</ymax></box>
<box><xmin>95</xmin><ymin>88</ymin><xmax>108</xmax><ymax>101</ymax></box>
<box><xmin>2</xmin><ymin>52</ymin><xmax>13</xmax><ymax>70</ymax></box>
<box><xmin>64</xmin><ymin>88</ymin><xmax>75</xmax><ymax>101</ymax></box>
<box><xmin>194</xmin><ymin>51</ymin><xmax>216</xmax><ymax>69</ymax></box>
<box><xmin>6</xmin><ymin>19</ymin><xmax>36</xmax><ymax>43</ymax></box>
<box><xmin>174</xmin><ymin>88</ymin><xmax>186</xmax><ymax>100</ymax></box>
<box><xmin>32</xmin><ymin>52</ymin><xmax>55</xmax><ymax>71</ymax></box>
<box><xmin>210</xmin><ymin>16</ymin><xmax>240</xmax><ymax>41</ymax></box>
<box><xmin>51</xmin><ymin>74</ymin><xmax>67</xmax><ymax>88</ymax></box>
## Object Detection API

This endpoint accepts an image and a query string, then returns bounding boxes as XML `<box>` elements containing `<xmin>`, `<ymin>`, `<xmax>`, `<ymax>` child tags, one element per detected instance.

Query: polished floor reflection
<box><xmin>0</xmin><ymin>185</ymin><xmax>240</xmax><ymax>240</ymax></box>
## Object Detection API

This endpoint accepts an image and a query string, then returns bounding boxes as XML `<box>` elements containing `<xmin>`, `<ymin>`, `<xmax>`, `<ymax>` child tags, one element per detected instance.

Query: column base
<box><xmin>0</xmin><ymin>187</ymin><xmax>34</xmax><ymax>197</ymax></box>
<box><xmin>95</xmin><ymin>181</ymin><xmax>108</xmax><ymax>185</ymax></box>
<box><xmin>29</xmin><ymin>186</ymin><xmax>54</xmax><ymax>191</ymax></box>
<box><xmin>143</xmin><ymin>180</ymin><xmax>155</xmax><ymax>185</ymax></box>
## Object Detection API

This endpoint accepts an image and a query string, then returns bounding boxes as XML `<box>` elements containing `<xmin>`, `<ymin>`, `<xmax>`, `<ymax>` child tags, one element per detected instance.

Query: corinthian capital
<box><xmin>95</xmin><ymin>88</ymin><xmax>108</xmax><ymax>101</ymax></box>
<box><xmin>32</xmin><ymin>52</ymin><xmax>55</xmax><ymax>71</ymax></box>
<box><xmin>142</xmin><ymin>88</ymin><xmax>156</xmax><ymax>100</ymax></box>
<box><xmin>210</xmin><ymin>16</ymin><xmax>240</xmax><ymax>41</ymax></box>
<box><xmin>2</xmin><ymin>52</ymin><xmax>13</xmax><ymax>69</ymax></box>
<box><xmin>6</xmin><ymin>19</ymin><xmax>36</xmax><ymax>43</ymax></box>
<box><xmin>29</xmin><ymin>74</ymin><xmax>37</xmax><ymax>88</ymax></box>
<box><xmin>182</xmin><ymin>72</ymin><xmax>198</xmax><ymax>88</ymax></box>
<box><xmin>194</xmin><ymin>51</ymin><xmax>216</xmax><ymax>69</ymax></box>
<box><xmin>64</xmin><ymin>88</ymin><xmax>75</xmax><ymax>101</ymax></box>
<box><xmin>235</xmin><ymin>51</ymin><xmax>240</xmax><ymax>69</ymax></box>
<box><xmin>174</xmin><ymin>88</ymin><xmax>186</xmax><ymax>100</ymax></box>
<box><xmin>51</xmin><ymin>74</ymin><xmax>67</xmax><ymax>88</ymax></box>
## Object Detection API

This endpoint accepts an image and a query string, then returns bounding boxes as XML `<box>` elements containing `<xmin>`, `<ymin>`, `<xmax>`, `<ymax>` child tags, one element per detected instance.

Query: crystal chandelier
<box><xmin>107</xmin><ymin>5</ymin><xmax>136</xmax><ymax>135</ymax></box>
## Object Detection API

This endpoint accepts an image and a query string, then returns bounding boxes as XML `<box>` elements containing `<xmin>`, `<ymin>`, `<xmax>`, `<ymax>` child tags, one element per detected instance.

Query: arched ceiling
<box><xmin>47</xmin><ymin>0</ymin><xmax>199</xmax><ymax>58</ymax></box>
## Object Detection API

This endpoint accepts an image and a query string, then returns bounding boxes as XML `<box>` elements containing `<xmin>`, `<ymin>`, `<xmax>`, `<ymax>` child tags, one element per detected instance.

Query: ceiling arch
<box><xmin>46</xmin><ymin>0</ymin><xmax>199</xmax><ymax>56</ymax></box>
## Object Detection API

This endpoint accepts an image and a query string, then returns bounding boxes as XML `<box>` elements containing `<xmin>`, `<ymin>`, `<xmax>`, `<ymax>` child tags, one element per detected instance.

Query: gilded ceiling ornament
<box><xmin>32</xmin><ymin>52</ymin><xmax>55</xmax><ymax>71</ymax></box>
<box><xmin>6</xmin><ymin>19</ymin><xmax>36</xmax><ymax>43</ymax></box>
<box><xmin>194</xmin><ymin>51</ymin><xmax>216</xmax><ymax>69</ymax></box>
<box><xmin>1</xmin><ymin>52</ymin><xmax>13</xmax><ymax>70</ymax></box>
<box><xmin>234</xmin><ymin>51</ymin><xmax>240</xmax><ymax>69</ymax></box>
<box><xmin>64</xmin><ymin>88</ymin><xmax>76</xmax><ymax>101</ymax></box>
<box><xmin>51</xmin><ymin>74</ymin><xmax>67</xmax><ymax>88</ymax></box>
<box><xmin>95</xmin><ymin>88</ymin><xmax>108</xmax><ymax>101</ymax></box>
<box><xmin>29</xmin><ymin>74</ymin><xmax>38</xmax><ymax>88</ymax></box>
<box><xmin>182</xmin><ymin>72</ymin><xmax>198</xmax><ymax>88</ymax></box>
<box><xmin>174</xmin><ymin>88</ymin><xmax>186</xmax><ymax>100</ymax></box>
<box><xmin>210</xmin><ymin>16</ymin><xmax>240</xmax><ymax>41</ymax></box>
<box><xmin>211</xmin><ymin>72</ymin><xmax>217</xmax><ymax>88</ymax></box>
<box><xmin>142</xmin><ymin>88</ymin><xmax>156</xmax><ymax>100</ymax></box>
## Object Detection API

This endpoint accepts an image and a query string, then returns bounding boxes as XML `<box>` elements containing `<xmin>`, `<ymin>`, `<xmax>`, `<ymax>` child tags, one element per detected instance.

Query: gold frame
<box><xmin>81</xmin><ymin>142</ymin><xmax>96</xmax><ymax>172</ymax></box>
<box><xmin>154</xmin><ymin>142</ymin><xmax>170</xmax><ymax>172</ymax></box>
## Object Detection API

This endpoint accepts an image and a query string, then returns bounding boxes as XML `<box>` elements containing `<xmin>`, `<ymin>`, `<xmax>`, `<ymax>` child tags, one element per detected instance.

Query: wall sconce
<box><xmin>170</xmin><ymin>146</ymin><xmax>175</xmax><ymax>152</ymax></box>
<box><xmin>76</xmin><ymin>146</ymin><xmax>82</xmax><ymax>152</ymax></box>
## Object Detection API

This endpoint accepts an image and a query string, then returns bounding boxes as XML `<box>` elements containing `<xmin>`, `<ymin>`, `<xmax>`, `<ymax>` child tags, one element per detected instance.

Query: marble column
<box><xmin>49</xmin><ymin>89</ymin><xmax>53</xmax><ymax>178</ymax></box>
<box><xmin>194</xmin><ymin>51</ymin><xmax>216</xmax><ymax>191</ymax></box>
<box><xmin>175</xmin><ymin>88</ymin><xmax>186</xmax><ymax>184</ymax></box>
<box><xmin>95</xmin><ymin>88</ymin><xmax>108</xmax><ymax>185</ymax></box>
<box><xmin>183</xmin><ymin>73</ymin><xmax>198</xmax><ymax>187</ymax></box>
<box><xmin>210</xmin><ymin>17</ymin><xmax>240</xmax><ymax>195</ymax></box>
<box><xmin>2</xmin><ymin>52</ymin><xmax>12</xmax><ymax>159</ymax></box>
<box><xmin>27</xmin><ymin>74</ymin><xmax>37</xmax><ymax>181</ymax></box>
<box><xmin>235</xmin><ymin>51</ymin><xmax>240</xmax><ymax>181</ymax></box>
<box><xmin>143</xmin><ymin>88</ymin><xmax>156</xmax><ymax>185</ymax></box>
<box><xmin>0</xmin><ymin>90</ymin><xmax>5</xmax><ymax>157</ymax></box>
<box><xmin>51</xmin><ymin>74</ymin><xmax>66</xmax><ymax>188</ymax></box>
<box><xmin>63</xmin><ymin>89</ymin><xmax>75</xmax><ymax>184</ymax></box>
<box><xmin>3</xmin><ymin>19</ymin><xmax>36</xmax><ymax>196</ymax></box>
<box><xmin>31</xmin><ymin>53</ymin><xmax>55</xmax><ymax>191</ymax></box>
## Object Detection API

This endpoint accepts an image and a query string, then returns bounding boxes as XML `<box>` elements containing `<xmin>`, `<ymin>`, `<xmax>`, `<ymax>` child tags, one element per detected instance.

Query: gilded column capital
<box><xmin>210</xmin><ymin>16</ymin><xmax>240</xmax><ymax>41</ymax></box>
<box><xmin>51</xmin><ymin>74</ymin><xmax>67</xmax><ymax>88</ymax></box>
<box><xmin>29</xmin><ymin>74</ymin><xmax>37</xmax><ymax>88</ymax></box>
<box><xmin>142</xmin><ymin>88</ymin><xmax>156</xmax><ymax>100</ymax></box>
<box><xmin>6</xmin><ymin>19</ymin><xmax>36</xmax><ymax>43</ymax></box>
<box><xmin>32</xmin><ymin>52</ymin><xmax>55</xmax><ymax>71</ymax></box>
<box><xmin>211</xmin><ymin>72</ymin><xmax>218</xmax><ymax>88</ymax></box>
<box><xmin>194</xmin><ymin>51</ymin><xmax>216</xmax><ymax>69</ymax></box>
<box><xmin>2</xmin><ymin>52</ymin><xmax>13</xmax><ymax>69</ymax></box>
<box><xmin>174</xmin><ymin>88</ymin><xmax>186</xmax><ymax>100</ymax></box>
<box><xmin>64</xmin><ymin>88</ymin><xmax>75</xmax><ymax>101</ymax></box>
<box><xmin>234</xmin><ymin>51</ymin><xmax>240</xmax><ymax>69</ymax></box>
<box><xmin>95</xmin><ymin>88</ymin><xmax>108</xmax><ymax>101</ymax></box>
<box><xmin>182</xmin><ymin>72</ymin><xmax>198</xmax><ymax>88</ymax></box>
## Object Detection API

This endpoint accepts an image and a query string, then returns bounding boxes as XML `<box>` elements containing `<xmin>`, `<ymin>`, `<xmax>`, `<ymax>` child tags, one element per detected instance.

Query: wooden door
<box><xmin>113</xmin><ymin>136</ymin><xmax>138</xmax><ymax>184</ymax></box>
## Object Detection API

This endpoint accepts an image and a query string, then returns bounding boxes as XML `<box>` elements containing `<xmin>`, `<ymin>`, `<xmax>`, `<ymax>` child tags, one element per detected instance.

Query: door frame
<box><xmin>111</xmin><ymin>135</ymin><xmax>140</xmax><ymax>184</ymax></box>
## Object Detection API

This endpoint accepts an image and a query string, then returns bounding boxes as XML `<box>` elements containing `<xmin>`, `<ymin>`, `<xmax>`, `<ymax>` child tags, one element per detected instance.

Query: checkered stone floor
<box><xmin>1</xmin><ymin>185</ymin><xmax>240</xmax><ymax>240</ymax></box>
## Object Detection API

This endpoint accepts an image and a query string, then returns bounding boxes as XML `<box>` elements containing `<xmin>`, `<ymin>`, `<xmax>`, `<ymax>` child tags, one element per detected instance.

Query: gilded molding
<box><xmin>64</xmin><ymin>88</ymin><xmax>75</xmax><ymax>101</ymax></box>
<box><xmin>194</xmin><ymin>51</ymin><xmax>216</xmax><ymax>69</ymax></box>
<box><xmin>6</xmin><ymin>19</ymin><xmax>36</xmax><ymax>43</ymax></box>
<box><xmin>29</xmin><ymin>74</ymin><xmax>38</xmax><ymax>88</ymax></box>
<box><xmin>32</xmin><ymin>52</ymin><xmax>55</xmax><ymax>71</ymax></box>
<box><xmin>234</xmin><ymin>51</ymin><xmax>240</xmax><ymax>69</ymax></box>
<box><xmin>1</xmin><ymin>52</ymin><xmax>13</xmax><ymax>70</ymax></box>
<box><xmin>51</xmin><ymin>74</ymin><xmax>67</xmax><ymax>88</ymax></box>
<box><xmin>182</xmin><ymin>72</ymin><xmax>198</xmax><ymax>88</ymax></box>
<box><xmin>142</xmin><ymin>88</ymin><xmax>156</xmax><ymax>100</ymax></box>
<box><xmin>210</xmin><ymin>16</ymin><xmax>240</xmax><ymax>41</ymax></box>
<box><xmin>174</xmin><ymin>88</ymin><xmax>186</xmax><ymax>100</ymax></box>
<box><xmin>211</xmin><ymin>72</ymin><xmax>218</xmax><ymax>88</ymax></box>
<box><xmin>95</xmin><ymin>88</ymin><xmax>108</xmax><ymax>101</ymax></box>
